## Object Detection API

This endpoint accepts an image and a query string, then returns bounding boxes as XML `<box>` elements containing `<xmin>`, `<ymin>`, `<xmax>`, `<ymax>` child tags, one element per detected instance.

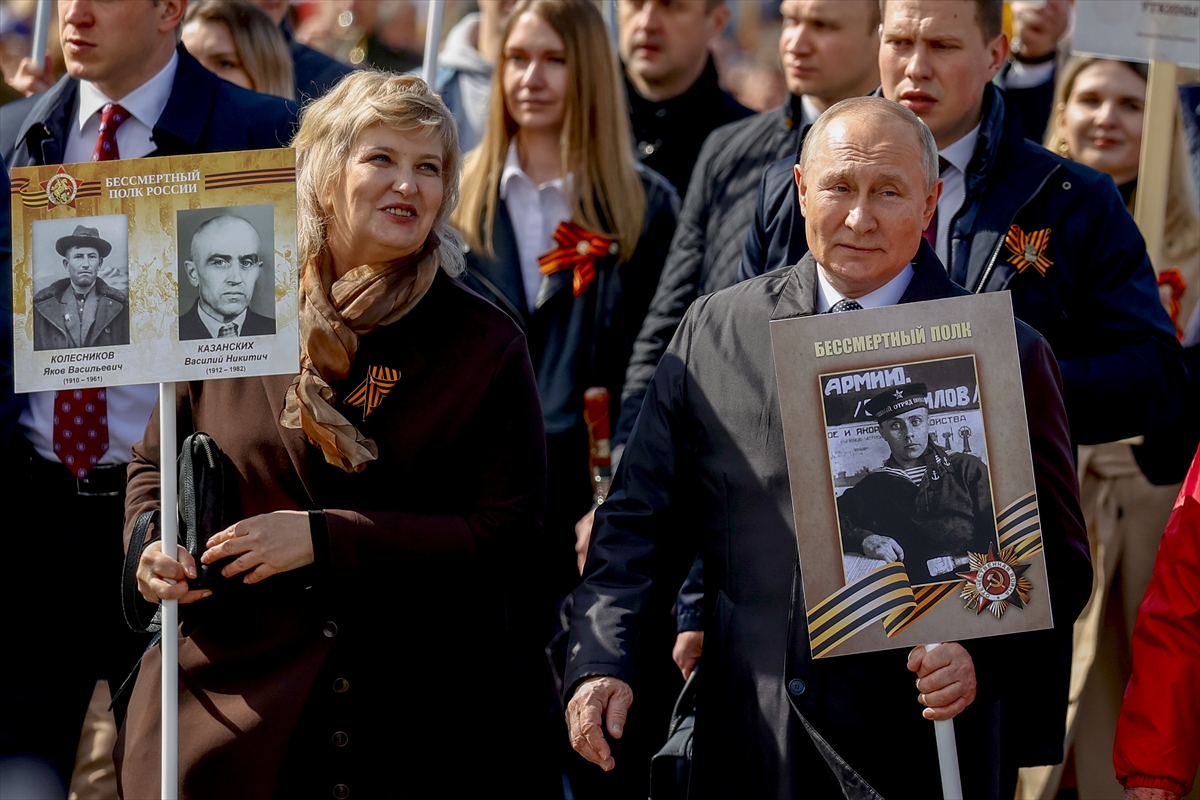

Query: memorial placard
<box><xmin>1073</xmin><ymin>0</ymin><xmax>1200</xmax><ymax>68</ymax></box>
<box><xmin>10</xmin><ymin>149</ymin><xmax>298</xmax><ymax>392</ymax></box>
<box><xmin>771</xmin><ymin>293</ymin><xmax>1053</xmax><ymax>657</ymax></box>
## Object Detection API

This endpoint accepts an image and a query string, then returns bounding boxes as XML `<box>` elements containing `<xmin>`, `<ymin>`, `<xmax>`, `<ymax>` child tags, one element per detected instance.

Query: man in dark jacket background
<box><xmin>738</xmin><ymin>0</ymin><xmax>1184</xmax><ymax>448</ymax></box>
<box><xmin>0</xmin><ymin>0</ymin><xmax>296</xmax><ymax>792</ymax></box>
<box><xmin>565</xmin><ymin>97</ymin><xmax>1091</xmax><ymax>799</ymax></box>
<box><xmin>248</xmin><ymin>0</ymin><xmax>355</xmax><ymax>100</ymax></box>
<box><xmin>619</xmin><ymin>0</ymin><xmax>751</xmax><ymax>196</ymax></box>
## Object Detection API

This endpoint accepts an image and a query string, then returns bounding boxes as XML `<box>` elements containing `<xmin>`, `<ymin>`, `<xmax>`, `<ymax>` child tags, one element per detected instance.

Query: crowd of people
<box><xmin>0</xmin><ymin>1</ymin><xmax>1198</xmax><ymax>799</ymax></box>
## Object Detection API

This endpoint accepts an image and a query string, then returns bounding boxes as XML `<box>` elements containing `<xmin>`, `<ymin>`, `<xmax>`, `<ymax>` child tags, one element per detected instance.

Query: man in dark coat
<box><xmin>0</xmin><ymin>0</ymin><xmax>296</xmax><ymax>790</ymax></box>
<box><xmin>178</xmin><ymin>214</ymin><xmax>275</xmax><ymax>340</ymax></box>
<box><xmin>738</xmin><ymin>0</ymin><xmax>1184</xmax><ymax>447</ymax></box>
<box><xmin>619</xmin><ymin>0</ymin><xmax>751</xmax><ymax>196</ymax></box>
<box><xmin>565</xmin><ymin>97</ymin><xmax>1091</xmax><ymax>799</ymax></box>
<box><xmin>33</xmin><ymin>224</ymin><xmax>129</xmax><ymax>350</ymax></box>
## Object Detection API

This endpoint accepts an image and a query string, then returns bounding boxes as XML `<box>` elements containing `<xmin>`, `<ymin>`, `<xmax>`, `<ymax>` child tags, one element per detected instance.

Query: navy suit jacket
<box><xmin>179</xmin><ymin>301</ymin><xmax>276</xmax><ymax>340</ymax></box>
<box><xmin>281</xmin><ymin>16</ymin><xmax>355</xmax><ymax>101</ymax></box>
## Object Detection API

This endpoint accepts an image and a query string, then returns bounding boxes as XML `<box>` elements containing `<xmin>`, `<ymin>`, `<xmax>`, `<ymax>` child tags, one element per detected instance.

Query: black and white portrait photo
<box><xmin>822</xmin><ymin>356</ymin><xmax>999</xmax><ymax>586</ymax></box>
<box><xmin>177</xmin><ymin>205</ymin><xmax>276</xmax><ymax>341</ymax></box>
<box><xmin>31</xmin><ymin>214</ymin><xmax>130</xmax><ymax>351</ymax></box>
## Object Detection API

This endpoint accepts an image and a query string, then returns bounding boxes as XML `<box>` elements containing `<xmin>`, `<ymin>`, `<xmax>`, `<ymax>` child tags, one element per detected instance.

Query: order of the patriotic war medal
<box><xmin>42</xmin><ymin>167</ymin><xmax>80</xmax><ymax>209</ymax></box>
<box><xmin>957</xmin><ymin>543</ymin><xmax>1033</xmax><ymax>618</ymax></box>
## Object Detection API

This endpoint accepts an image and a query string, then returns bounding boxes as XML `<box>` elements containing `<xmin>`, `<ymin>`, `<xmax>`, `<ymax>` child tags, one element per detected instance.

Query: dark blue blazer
<box><xmin>738</xmin><ymin>85</ymin><xmax>1186</xmax><ymax>446</ymax></box>
<box><xmin>0</xmin><ymin>45</ymin><xmax>297</xmax><ymax>168</ymax></box>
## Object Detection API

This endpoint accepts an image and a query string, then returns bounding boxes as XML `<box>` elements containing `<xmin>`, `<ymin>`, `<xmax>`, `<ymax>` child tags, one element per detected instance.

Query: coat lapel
<box><xmin>148</xmin><ymin>47</ymin><xmax>219</xmax><ymax>157</ymax></box>
<box><xmin>468</xmin><ymin>202</ymin><xmax>530</xmax><ymax>325</ymax></box>
<box><xmin>770</xmin><ymin>253</ymin><xmax>818</xmax><ymax>321</ymax></box>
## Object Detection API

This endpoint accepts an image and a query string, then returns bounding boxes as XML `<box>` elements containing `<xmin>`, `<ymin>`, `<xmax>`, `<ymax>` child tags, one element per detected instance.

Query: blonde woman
<box><xmin>1043</xmin><ymin>55</ymin><xmax>1200</xmax><ymax>800</ymax></box>
<box><xmin>118</xmin><ymin>72</ymin><xmax>546</xmax><ymax>797</ymax></box>
<box><xmin>183</xmin><ymin>0</ymin><xmax>296</xmax><ymax>100</ymax></box>
<box><xmin>454</xmin><ymin>0</ymin><xmax>678</xmax><ymax>604</ymax></box>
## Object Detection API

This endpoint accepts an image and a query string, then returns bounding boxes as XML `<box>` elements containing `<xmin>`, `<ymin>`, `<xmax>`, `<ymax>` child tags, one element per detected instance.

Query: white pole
<box><xmin>159</xmin><ymin>382</ymin><xmax>179</xmax><ymax>799</ymax></box>
<box><xmin>924</xmin><ymin>643</ymin><xmax>963</xmax><ymax>800</ymax></box>
<box><xmin>31</xmin><ymin>0</ymin><xmax>51</xmax><ymax>67</ymax></box>
<box><xmin>421</xmin><ymin>0</ymin><xmax>445</xmax><ymax>87</ymax></box>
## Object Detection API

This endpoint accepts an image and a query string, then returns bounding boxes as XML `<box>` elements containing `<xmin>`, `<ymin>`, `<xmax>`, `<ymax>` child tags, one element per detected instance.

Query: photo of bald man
<box><xmin>177</xmin><ymin>205</ymin><xmax>276</xmax><ymax>341</ymax></box>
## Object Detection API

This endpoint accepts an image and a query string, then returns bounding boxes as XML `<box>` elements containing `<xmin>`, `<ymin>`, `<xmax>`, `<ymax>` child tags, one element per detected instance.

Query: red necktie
<box><xmin>922</xmin><ymin>156</ymin><xmax>950</xmax><ymax>250</ymax></box>
<box><xmin>53</xmin><ymin>104</ymin><xmax>129</xmax><ymax>478</ymax></box>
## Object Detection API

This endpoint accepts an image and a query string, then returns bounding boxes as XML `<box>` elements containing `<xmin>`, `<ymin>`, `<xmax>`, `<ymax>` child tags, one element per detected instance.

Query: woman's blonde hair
<box><xmin>453</xmin><ymin>0</ymin><xmax>645</xmax><ymax>262</ymax></box>
<box><xmin>291</xmin><ymin>70</ymin><xmax>465</xmax><ymax>277</ymax></box>
<box><xmin>184</xmin><ymin>0</ymin><xmax>295</xmax><ymax>101</ymax></box>
<box><xmin>1046</xmin><ymin>56</ymin><xmax>1200</xmax><ymax>263</ymax></box>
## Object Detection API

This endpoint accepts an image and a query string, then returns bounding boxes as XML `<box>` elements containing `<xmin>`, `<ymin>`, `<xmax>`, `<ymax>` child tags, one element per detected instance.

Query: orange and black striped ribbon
<box><xmin>537</xmin><ymin>221</ymin><xmax>616</xmax><ymax>297</ymax></box>
<box><xmin>343</xmin><ymin>365</ymin><xmax>400</xmax><ymax>420</ymax></box>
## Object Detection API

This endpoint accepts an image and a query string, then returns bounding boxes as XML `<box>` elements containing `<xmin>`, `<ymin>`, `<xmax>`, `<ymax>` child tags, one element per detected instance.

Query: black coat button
<box><xmin>788</xmin><ymin>679</ymin><xmax>806</xmax><ymax>696</ymax></box>
<box><xmin>332</xmin><ymin>731</ymin><xmax>348</xmax><ymax>747</ymax></box>
<box><xmin>333</xmin><ymin>784</ymin><xmax>349</xmax><ymax>799</ymax></box>
<box><xmin>323</xmin><ymin>621</ymin><xmax>338</xmax><ymax>638</ymax></box>
<box><xmin>332</xmin><ymin>678</ymin><xmax>349</xmax><ymax>693</ymax></box>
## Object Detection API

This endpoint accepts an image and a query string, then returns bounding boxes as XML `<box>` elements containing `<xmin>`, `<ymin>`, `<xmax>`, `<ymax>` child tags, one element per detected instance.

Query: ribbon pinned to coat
<box><xmin>537</xmin><ymin>220</ymin><xmax>618</xmax><ymax>297</ymax></box>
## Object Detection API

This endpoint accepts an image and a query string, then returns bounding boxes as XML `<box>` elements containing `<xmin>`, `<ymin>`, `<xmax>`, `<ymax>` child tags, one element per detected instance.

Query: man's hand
<box><xmin>907</xmin><ymin>643</ymin><xmax>976</xmax><ymax>720</ymax></box>
<box><xmin>566</xmin><ymin>676</ymin><xmax>634</xmax><ymax>771</ymax></box>
<box><xmin>201</xmin><ymin>510</ymin><xmax>314</xmax><ymax>584</ymax></box>
<box><xmin>1126</xmin><ymin>788</ymin><xmax>1181</xmax><ymax>800</ymax></box>
<box><xmin>862</xmin><ymin>534</ymin><xmax>905</xmax><ymax>563</ymax></box>
<box><xmin>672</xmin><ymin>631</ymin><xmax>704</xmax><ymax>679</ymax></box>
<box><xmin>575</xmin><ymin>508</ymin><xmax>596</xmax><ymax>575</ymax></box>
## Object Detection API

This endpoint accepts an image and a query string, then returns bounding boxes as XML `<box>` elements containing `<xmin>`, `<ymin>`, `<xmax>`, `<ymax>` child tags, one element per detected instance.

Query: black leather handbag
<box><xmin>120</xmin><ymin>431</ymin><xmax>241</xmax><ymax>634</ymax></box>
<box><xmin>650</xmin><ymin>663</ymin><xmax>700</xmax><ymax>800</ymax></box>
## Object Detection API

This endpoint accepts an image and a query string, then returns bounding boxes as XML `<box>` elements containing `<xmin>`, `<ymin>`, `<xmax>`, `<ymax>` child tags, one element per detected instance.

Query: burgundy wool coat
<box><xmin>116</xmin><ymin>271</ymin><xmax>548</xmax><ymax>798</ymax></box>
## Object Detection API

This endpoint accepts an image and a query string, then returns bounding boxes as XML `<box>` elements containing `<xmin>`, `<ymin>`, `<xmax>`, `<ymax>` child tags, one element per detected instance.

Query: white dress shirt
<box><xmin>21</xmin><ymin>53</ymin><xmax>178</xmax><ymax>465</ymax></box>
<box><xmin>815</xmin><ymin>263</ymin><xmax>914</xmax><ymax>313</ymax></box>
<box><xmin>935</xmin><ymin>124</ymin><xmax>980</xmax><ymax>269</ymax></box>
<box><xmin>799</xmin><ymin>94</ymin><xmax>822</xmax><ymax>129</ymax></box>
<box><xmin>499</xmin><ymin>142</ymin><xmax>572</xmax><ymax>312</ymax></box>
<box><xmin>63</xmin><ymin>51</ymin><xmax>178</xmax><ymax>164</ymax></box>
<box><xmin>1004</xmin><ymin>59</ymin><xmax>1056</xmax><ymax>90</ymax></box>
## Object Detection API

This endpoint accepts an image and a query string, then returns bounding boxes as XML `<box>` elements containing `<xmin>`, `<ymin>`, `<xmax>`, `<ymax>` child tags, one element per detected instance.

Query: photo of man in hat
<box><xmin>33</xmin><ymin>221</ymin><xmax>129</xmax><ymax>351</ymax></box>
<box><xmin>836</xmin><ymin>381</ymin><xmax>997</xmax><ymax>584</ymax></box>
<box><xmin>178</xmin><ymin>210</ymin><xmax>275</xmax><ymax>340</ymax></box>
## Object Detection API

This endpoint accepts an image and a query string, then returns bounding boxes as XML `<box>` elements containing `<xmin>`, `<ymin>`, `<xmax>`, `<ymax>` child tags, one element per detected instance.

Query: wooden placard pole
<box><xmin>1133</xmin><ymin>59</ymin><xmax>1178</xmax><ymax>270</ymax></box>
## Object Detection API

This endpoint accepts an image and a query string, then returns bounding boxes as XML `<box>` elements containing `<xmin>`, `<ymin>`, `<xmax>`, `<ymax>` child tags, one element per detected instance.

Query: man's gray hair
<box><xmin>799</xmin><ymin>97</ymin><xmax>940</xmax><ymax>192</ymax></box>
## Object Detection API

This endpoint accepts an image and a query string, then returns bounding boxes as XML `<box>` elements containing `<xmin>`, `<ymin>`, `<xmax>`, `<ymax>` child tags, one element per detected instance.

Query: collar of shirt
<box><xmin>1005</xmin><ymin>59</ymin><xmax>1056</xmax><ymax>90</ymax></box>
<box><xmin>933</xmin><ymin>122</ymin><xmax>981</xmax><ymax>268</ymax></box>
<box><xmin>499</xmin><ymin>140</ymin><xmax>567</xmax><ymax>199</ymax></box>
<box><xmin>938</xmin><ymin>123</ymin><xmax>979</xmax><ymax>177</ymax></box>
<box><xmin>197</xmin><ymin>302</ymin><xmax>249</xmax><ymax>339</ymax></box>
<box><xmin>68</xmin><ymin>51</ymin><xmax>178</xmax><ymax>162</ymax></box>
<box><xmin>76</xmin><ymin>50</ymin><xmax>178</xmax><ymax>138</ymax></box>
<box><xmin>798</xmin><ymin>95</ymin><xmax>823</xmax><ymax>129</ymax></box>
<box><xmin>814</xmin><ymin>263</ymin><xmax>914</xmax><ymax>313</ymax></box>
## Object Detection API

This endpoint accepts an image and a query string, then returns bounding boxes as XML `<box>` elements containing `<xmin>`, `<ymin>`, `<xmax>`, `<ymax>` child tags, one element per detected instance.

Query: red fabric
<box><xmin>537</xmin><ymin>220</ymin><xmax>615</xmax><ymax>297</ymax></box>
<box><xmin>1113</xmin><ymin>447</ymin><xmax>1200</xmax><ymax>796</ymax></box>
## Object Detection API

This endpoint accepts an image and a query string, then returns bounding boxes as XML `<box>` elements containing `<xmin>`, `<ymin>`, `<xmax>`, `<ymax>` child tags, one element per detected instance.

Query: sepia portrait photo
<box><xmin>177</xmin><ymin>204</ymin><xmax>277</xmax><ymax>341</ymax></box>
<box><xmin>821</xmin><ymin>355</ymin><xmax>999</xmax><ymax>586</ymax></box>
<box><xmin>31</xmin><ymin>214</ymin><xmax>131</xmax><ymax>352</ymax></box>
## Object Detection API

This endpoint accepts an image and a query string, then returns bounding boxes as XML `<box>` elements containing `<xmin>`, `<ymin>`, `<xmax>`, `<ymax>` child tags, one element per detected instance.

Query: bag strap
<box><xmin>179</xmin><ymin>432</ymin><xmax>200</xmax><ymax>559</ymax></box>
<box><xmin>121</xmin><ymin>509</ymin><xmax>163</xmax><ymax>634</ymax></box>
<box><xmin>666</xmin><ymin>662</ymin><xmax>700</xmax><ymax>738</ymax></box>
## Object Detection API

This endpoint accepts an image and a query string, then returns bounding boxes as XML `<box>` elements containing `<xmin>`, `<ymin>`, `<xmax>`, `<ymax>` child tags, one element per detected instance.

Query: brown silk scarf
<box><xmin>280</xmin><ymin>233</ymin><xmax>440</xmax><ymax>472</ymax></box>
